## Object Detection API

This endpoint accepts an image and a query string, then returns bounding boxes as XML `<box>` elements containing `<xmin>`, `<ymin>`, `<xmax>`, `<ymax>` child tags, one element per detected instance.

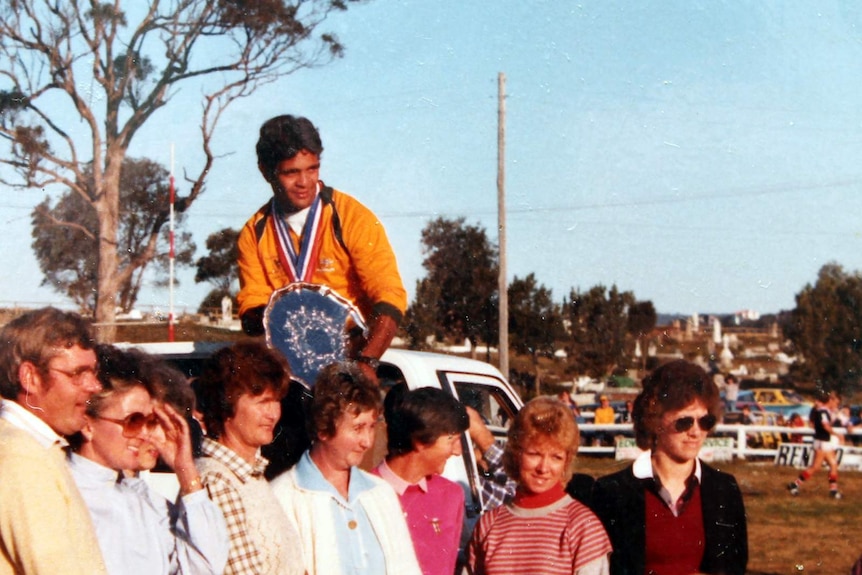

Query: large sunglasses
<box><xmin>96</xmin><ymin>412</ymin><xmax>159</xmax><ymax>438</ymax></box>
<box><xmin>672</xmin><ymin>414</ymin><xmax>717</xmax><ymax>433</ymax></box>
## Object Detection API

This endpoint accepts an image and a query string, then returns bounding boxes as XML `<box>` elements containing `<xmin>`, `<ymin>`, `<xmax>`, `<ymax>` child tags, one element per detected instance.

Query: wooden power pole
<box><xmin>497</xmin><ymin>72</ymin><xmax>509</xmax><ymax>378</ymax></box>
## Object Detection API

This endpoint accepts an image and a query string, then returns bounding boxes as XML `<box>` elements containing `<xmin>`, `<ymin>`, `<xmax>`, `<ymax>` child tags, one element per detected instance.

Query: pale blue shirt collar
<box><xmin>295</xmin><ymin>451</ymin><xmax>386</xmax><ymax>574</ymax></box>
<box><xmin>0</xmin><ymin>398</ymin><xmax>68</xmax><ymax>449</ymax></box>
<box><xmin>295</xmin><ymin>450</ymin><xmax>378</xmax><ymax>502</ymax></box>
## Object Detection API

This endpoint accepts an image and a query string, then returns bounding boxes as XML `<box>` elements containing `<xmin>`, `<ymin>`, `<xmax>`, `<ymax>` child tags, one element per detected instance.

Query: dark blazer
<box><xmin>591</xmin><ymin>461</ymin><xmax>748</xmax><ymax>575</ymax></box>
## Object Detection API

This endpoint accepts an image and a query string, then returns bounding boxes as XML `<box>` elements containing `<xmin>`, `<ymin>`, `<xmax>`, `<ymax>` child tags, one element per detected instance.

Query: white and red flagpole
<box><xmin>168</xmin><ymin>144</ymin><xmax>176</xmax><ymax>342</ymax></box>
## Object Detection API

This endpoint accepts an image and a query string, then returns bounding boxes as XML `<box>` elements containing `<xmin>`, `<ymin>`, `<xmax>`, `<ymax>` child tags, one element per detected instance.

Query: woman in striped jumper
<box><xmin>467</xmin><ymin>397</ymin><xmax>611</xmax><ymax>575</ymax></box>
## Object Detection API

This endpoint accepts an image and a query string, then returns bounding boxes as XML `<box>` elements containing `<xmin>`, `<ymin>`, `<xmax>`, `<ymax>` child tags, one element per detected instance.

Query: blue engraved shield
<box><xmin>264</xmin><ymin>283</ymin><xmax>367</xmax><ymax>388</ymax></box>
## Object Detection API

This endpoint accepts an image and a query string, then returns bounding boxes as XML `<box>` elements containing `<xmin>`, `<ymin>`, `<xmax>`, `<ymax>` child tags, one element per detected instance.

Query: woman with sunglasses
<box><xmin>591</xmin><ymin>360</ymin><xmax>748</xmax><ymax>575</ymax></box>
<box><xmin>68</xmin><ymin>345</ymin><xmax>228</xmax><ymax>575</ymax></box>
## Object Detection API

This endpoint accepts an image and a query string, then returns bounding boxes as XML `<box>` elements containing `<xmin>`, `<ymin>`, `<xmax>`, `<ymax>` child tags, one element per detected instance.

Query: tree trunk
<box><xmin>93</xmin><ymin>160</ymin><xmax>123</xmax><ymax>343</ymax></box>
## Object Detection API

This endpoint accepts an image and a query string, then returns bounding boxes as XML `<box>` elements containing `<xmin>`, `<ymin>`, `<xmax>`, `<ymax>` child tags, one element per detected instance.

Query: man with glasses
<box><xmin>0</xmin><ymin>307</ymin><xmax>107</xmax><ymax>574</ymax></box>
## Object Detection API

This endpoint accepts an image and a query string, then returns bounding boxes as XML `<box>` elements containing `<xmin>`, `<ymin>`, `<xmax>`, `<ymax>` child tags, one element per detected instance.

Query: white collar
<box><xmin>284</xmin><ymin>206</ymin><xmax>311</xmax><ymax>236</ymax></box>
<box><xmin>632</xmin><ymin>449</ymin><xmax>702</xmax><ymax>482</ymax></box>
<box><xmin>0</xmin><ymin>398</ymin><xmax>68</xmax><ymax>449</ymax></box>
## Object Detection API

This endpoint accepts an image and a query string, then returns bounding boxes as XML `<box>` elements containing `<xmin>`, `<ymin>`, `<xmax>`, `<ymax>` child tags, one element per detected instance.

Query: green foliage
<box><xmin>627</xmin><ymin>300</ymin><xmax>657</xmax><ymax>338</ymax></box>
<box><xmin>785</xmin><ymin>263</ymin><xmax>862</xmax><ymax>394</ymax></box>
<box><xmin>508</xmin><ymin>273</ymin><xmax>562</xmax><ymax>360</ymax></box>
<box><xmin>0</xmin><ymin>0</ymin><xmax>365</xmax><ymax>331</ymax></box>
<box><xmin>30</xmin><ymin>158</ymin><xmax>195</xmax><ymax>313</ymax></box>
<box><xmin>410</xmin><ymin>217</ymin><xmax>499</xmax><ymax>347</ymax></box>
<box><xmin>403</xmin><ymin>278</ymin><xmax>442</xmax><ymax>349</ymax></box>
<box><xmin>564</xmin><ymin>284</ymin><xmax>635</xmax><ymax>378</ymax></box>
<box><xmin>195</xmin><ymin>228</ymin><xmax>240</xmax><ymax>293</ymax></box>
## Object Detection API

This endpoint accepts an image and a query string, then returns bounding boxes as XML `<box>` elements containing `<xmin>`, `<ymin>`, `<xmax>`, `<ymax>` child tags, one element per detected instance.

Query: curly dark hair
<box><xmin>308</xmin><ymin>362</ymin><xmax>381</xmax><ymax>441</ymax></box>
<box><xmin>195</xmin><ymin>341</ymin><xmax>290</xmax><ymax>439</ymax></box>
<box><xmin>632</xmin><ymin>360</ymin><xmax>722</xmax><ymax>450</ymax></box>
<box><xmin>256</xmin><ymin>114</ymin><xmax>323</xmax><ymax>178</ymax></box>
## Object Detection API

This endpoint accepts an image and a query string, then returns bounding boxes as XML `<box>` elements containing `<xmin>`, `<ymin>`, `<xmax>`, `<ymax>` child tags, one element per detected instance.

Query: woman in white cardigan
<box><xmin>271</xmin><ymin>363</ymin><xmax>421</xmax><ymax>575</ymax></box>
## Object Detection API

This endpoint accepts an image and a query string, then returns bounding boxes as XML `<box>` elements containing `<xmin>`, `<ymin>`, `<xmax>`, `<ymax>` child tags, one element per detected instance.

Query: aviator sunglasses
<box><xmin>671</xmin><ymin>413</ymin><xmax>717</xmax><ymax>433</ymax></box>
<box><xmin>96</xmin><ymin>412</ymin><xmax>160</xmax><ymax>438</ymax></box>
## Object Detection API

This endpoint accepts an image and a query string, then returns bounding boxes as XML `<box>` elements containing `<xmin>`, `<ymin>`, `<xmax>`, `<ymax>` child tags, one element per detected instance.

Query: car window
<box><xmin>450</xmin><ymin>378</ymin><xmax>517</xmax><ymax>439</ymax></box>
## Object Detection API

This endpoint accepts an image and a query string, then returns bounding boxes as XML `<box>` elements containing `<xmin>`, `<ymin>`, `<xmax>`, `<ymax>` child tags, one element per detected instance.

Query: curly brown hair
<box><xmin>632</xmin><ymin>360</ymin><xmax>722</xmax><ymax>450</ymax></box>
<box><xmin>308</xmin><ymin>362</ymin><xmax>381</xmax><ymax>441</ymax></box>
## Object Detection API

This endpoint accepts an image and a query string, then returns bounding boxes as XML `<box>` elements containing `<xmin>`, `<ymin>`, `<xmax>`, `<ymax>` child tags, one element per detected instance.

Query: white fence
<box><xmin>577</xmin><ymin>423</ymin><xmax>862</xmax><ymax>460</ymax></box>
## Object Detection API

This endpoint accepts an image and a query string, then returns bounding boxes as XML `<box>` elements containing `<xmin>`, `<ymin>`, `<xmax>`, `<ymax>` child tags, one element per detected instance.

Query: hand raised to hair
<box><xmin>152</xmin><ymin>402</ymin><xmax>200</xmax><ymax>492</ymax></box>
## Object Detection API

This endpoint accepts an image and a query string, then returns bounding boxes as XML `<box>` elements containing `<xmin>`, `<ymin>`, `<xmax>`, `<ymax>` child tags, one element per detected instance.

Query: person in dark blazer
<box><xmin>591</xmin><ymin>360</ymin><xmax>748</xmax><ymax>575</ymax></box>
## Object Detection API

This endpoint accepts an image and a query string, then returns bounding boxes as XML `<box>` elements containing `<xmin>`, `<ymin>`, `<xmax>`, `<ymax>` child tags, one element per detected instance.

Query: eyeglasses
<box><xmin>672</xmin><ymin>414</ymin><xmax>717</xmax><ymax>433</ymax></box>
<box><xmin>96</xmin><ymin>412</ymin><xmax>160</xmax><ymax>438</ymax></box>
<box><xmin>48</xmin><ymin>365</ymin><xmax>98</xmax><ymax>385</ymax></box>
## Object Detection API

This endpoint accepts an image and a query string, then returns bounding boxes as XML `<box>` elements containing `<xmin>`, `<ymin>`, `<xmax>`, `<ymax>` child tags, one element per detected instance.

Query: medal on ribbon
<box><xmin>271</xmin><ymin>191</ymin><xmax>325</xmax><ymax>283</ymax></box>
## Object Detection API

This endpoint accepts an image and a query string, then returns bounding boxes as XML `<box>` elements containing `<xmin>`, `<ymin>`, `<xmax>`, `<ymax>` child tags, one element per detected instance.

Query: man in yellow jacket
<box><xmin>0</xmin><ymin>308</ymin><xmax>107</xmax><ymax>575</ymax></box>
<box><xmin>237</xmin><ymin>115</ymin><xmax>407</xmax><ymax>381</ymax></box>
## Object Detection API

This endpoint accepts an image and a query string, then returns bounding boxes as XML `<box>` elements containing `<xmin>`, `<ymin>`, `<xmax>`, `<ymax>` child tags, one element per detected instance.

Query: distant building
<box><xmin>734</xmin><ymin>309</ymin><xmax>761</xmax><ymax>323</ymax></box>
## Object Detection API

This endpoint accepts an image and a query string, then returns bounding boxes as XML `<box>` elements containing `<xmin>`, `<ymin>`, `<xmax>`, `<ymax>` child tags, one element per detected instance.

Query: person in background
<box><xmin>271</xmin><ymin>363</ymin><xmax>421</xmax><ymax>575</ymax></box>
<box><xmin>373</xmin><ymin>384</ymin><xmax>469</xmax><ymax>575</ymax></box>
<box><xmin>558</xmin><ymin>389</ymin><xmax>581</xmax><ymax>419</ymax></box>
<box><xmin>69</xmin><ymin>345</ymin><xmax>228</xmax><ymax>575</ymax></box>
<box><xmin>468</xmin><ymin>396</ymin><xmax>611</xmax><ymax>575</ymax></box>
<box><xmin>0</xmin><ymin>307</ymin><xmax>107</xmax><ymax>575</ymax></box>
<box><xmin>621</xmin><ymin>400</ymin><xmax>634</xmax><ymax>424</ymax></box>
<box><xmin>788</xmin><ymin>389</ymin><xmax>843</xmax><ymax>499</ymax></box>
<box><xmin>740</xmin><ymin>404</ymin><xmax>754</xmax><ymax>425</ymax></box>
<box><xmin>593</xmin><ymin>395</ymin><xmax>616</xmax><ymax>447</ymax></box>
<box><xmin>236</xmin><ymin>114</ymin><xmax>407</xmax><ymax>382</ymax></box>
<box><xmin>723</xmin><ymin>373</ymin><xmax>740</xmax><ymax>413</ymax></box>
<box><xmin>194</xmin><ymin>341</ymin><xmax>304</xmax><ymax>575</ymax></box>
<box><xmin>593</xmin><ymin>396</ymin><xmax>616</xmax><ymax>425</ymax></box>
<box><xmin>787</xmin><ymin>412</ymin><xmax>808</xmax><ymax>443</ymax></box>
<box><xmin>591</xmin><ymin>360</ymin><xmax>748</xmax><ymax>575</ymax></box>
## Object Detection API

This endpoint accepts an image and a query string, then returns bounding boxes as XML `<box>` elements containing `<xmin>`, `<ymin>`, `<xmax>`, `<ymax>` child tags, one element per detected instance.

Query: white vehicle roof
<box><xmin>380</xmin><ymin>348</ymin><xmax>509</xmax><ymax>386</ymax></box>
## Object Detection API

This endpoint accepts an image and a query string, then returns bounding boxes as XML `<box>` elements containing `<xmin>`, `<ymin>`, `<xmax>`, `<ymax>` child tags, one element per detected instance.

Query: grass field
<box><xmin>575</xmin><ymin>456</ymin><xmax>860</xmax><ymax>575</ymax></box>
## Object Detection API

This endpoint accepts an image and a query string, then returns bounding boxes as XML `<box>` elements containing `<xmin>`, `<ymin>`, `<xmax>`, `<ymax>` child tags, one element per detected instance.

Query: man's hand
<box><xmin>466</xmin><ymin>406</ymin><xmax>495</xmax><ymax>453</ymax></box>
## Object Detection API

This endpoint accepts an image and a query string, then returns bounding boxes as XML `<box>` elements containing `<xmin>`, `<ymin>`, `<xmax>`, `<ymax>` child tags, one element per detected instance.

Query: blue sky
<box><xmin>4</xmin><ymin>0</ymin><xmax>862</xmax><ymax>317</ymax></box>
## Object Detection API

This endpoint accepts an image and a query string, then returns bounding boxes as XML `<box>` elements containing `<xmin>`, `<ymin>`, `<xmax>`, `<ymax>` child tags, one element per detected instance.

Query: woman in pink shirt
<box><xmin>374</xmin><ymin>384</ymin><xmax>469</xmax><ymax>575</ymax></box>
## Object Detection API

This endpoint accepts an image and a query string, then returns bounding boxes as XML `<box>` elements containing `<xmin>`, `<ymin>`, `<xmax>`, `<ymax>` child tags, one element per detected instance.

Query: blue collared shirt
<box><xmin>69</xmin><ymin>453</ymin><xmax>228</xmax><ymax>575</ymax></box>
<box><xmin>294</xmin><ymin>451</ymin><xmax>386</xmax><ymax>575</ymax></box>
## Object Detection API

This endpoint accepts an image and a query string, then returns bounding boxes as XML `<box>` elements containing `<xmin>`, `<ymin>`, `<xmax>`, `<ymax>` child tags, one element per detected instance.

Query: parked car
<box><xmin>737</xmin><ymin>388</ymin><xmax>813</xmax><ymax>418</ymax></box>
